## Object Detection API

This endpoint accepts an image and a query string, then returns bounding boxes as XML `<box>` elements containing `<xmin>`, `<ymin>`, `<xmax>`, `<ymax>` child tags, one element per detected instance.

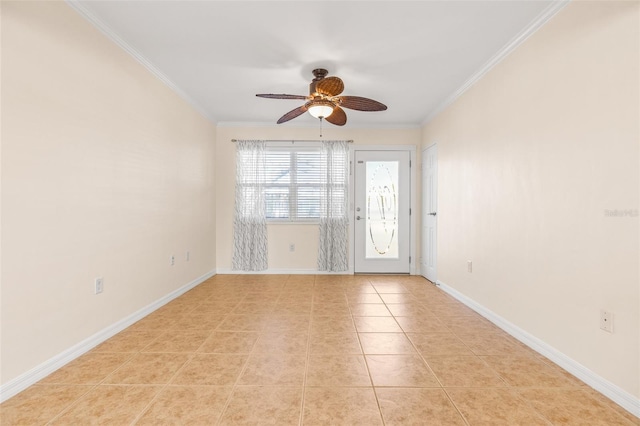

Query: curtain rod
<box><xmin>231</xmin><ymin>139</ymin><xmax>353</xmax><ymax>143</ymax></box>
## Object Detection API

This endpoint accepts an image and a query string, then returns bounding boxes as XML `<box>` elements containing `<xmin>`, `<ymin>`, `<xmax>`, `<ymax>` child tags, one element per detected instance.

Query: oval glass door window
<box><xmin>366</xmin><ymin>161</ymin><xmax>399</xmax><ymax>259</ymax></box>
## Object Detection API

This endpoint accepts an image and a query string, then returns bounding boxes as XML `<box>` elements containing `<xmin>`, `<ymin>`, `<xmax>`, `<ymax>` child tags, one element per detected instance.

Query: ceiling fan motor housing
<box><xmin>312</xmin><ymin>68</ymin><xmax>329</xmax><ymax>81</ymax></box>
<box><xmin>310</xmin><ymin>69</ymin><xmax>328</xmax><ymax>95</ymax></box>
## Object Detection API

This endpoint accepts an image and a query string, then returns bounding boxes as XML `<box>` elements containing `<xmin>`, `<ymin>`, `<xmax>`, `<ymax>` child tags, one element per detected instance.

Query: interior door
<box><xmin>422</xmin><ymin>144</ymin><xmax>437</xmax><ymax>282</ymax></box>
<box><xmin>354</xmin><ymin>150</ymin><xmax>410</xmax><ymax>273</ymax></box>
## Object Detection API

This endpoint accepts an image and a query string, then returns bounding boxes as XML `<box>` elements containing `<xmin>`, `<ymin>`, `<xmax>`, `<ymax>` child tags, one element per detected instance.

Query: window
<box><xmin>261</xmin><ymin>145</ymin><xmax>349</xmax><ymax>221</ymax></box>
<box><xmin>233</xmin><ymin>140</ymin><xmax>349</xmax><ymax>271</ymax></box>
<box><xmin>264</xmin><ymin>147</ymin><xmax>324</xmax><ymax>220</ymax></box>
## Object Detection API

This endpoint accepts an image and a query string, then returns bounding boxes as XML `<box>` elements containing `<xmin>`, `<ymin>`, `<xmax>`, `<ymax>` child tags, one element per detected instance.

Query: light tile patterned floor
<box><xmin>1</xmin><ymin>275</ymin><xmax>637</xmax><ymax>425</ymax></box>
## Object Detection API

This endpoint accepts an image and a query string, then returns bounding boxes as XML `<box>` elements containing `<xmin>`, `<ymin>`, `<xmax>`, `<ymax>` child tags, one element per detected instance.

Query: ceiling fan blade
<box><xmin>277</xmin><ymin>105</ymin><xmax>308</xmax><ymax>124</ymax></box>
<box><xmin>316</xmin><ymin>77</ymin><xmax>344</xmax><ymax>96</ymax></box>
<box><xmin>339</xmin><ymin>96</ymin><xmax>387</xmax><ymax>111</ymax></box>
<box><xmin>325</xmin><ymin>106</ymin><xmax>347</xmax><ymax>126</ymax></box>
<box><xmin>256</xmin><ymin>94</ymin><xmax>308</xmax><ymax>100</ymax></box>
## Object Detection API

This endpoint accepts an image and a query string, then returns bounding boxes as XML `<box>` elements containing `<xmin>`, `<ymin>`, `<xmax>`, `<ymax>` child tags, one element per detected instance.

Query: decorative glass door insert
<box><xmin>366</xmin><ymin>161</ymin><xmax>399</xmax><ymax>259</ymax></box>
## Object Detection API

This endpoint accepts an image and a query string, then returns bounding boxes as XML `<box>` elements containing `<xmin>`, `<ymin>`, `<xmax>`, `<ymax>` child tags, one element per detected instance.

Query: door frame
<box><xmin>349</xmin><ymin>145</ymin><xmax>417</xmax><ymax>275</ymax></box>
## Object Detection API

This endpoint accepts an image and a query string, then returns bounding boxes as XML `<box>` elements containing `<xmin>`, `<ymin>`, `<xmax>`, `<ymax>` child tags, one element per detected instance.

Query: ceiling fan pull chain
<box><xmin>319</xmin><ymin>117</ymin><xmax>323</xmax><ymax>137</ymax></box>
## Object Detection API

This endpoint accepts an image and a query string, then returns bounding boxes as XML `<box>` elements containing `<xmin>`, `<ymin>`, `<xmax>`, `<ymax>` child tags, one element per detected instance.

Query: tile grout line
<box><xmin>415</xmin><ymin>280</ymin><xmax>559</xmax><ymax>426</ymax></box>
<box><xmin>352</xmin><ymin>278</ymin><xmax>387</xmax><ymax>426</ymax></box>
<box><xmin>440</xmin><ymin>388</ymin><xmax>473</xmax><ymax>426</ymax></box>
<box><xmin>383</xmin><ymin>282</ymin><xmax>471</xmax><ymax>426</ymax></box>
<box><xmin>131</xmin><ymin>303</ymin><xmax>229</xmax><ymax>425</ymax></box>
<box><xmin>420</xmin><ymin>288</ymin><xmax>477</xmax><ymax>426</ymax></box>
<box><xmin>135</xmin><ymin>286</ymin><xmax>243</xmax><ymax>425</ymax></box>
<box><xmin>296</xmin><ymin>274</ymin><xmax>317</xmax><ymax>426</ymax></box>
<box><xmin>43</xmin><ymin>383</ymin><xmax>99</xmax><ymax>425</ymax></box>
<box><xmin>213</xmin><ymin>283</ymin><xmax>278</xmax><ymax>426</ymax></box>
<box><xmin>44</xmin><ymin>348</ymin><xmax>141</xmax><ymax>425</ymax></box>
<box><xmin>128</xmin><ymin>305</ymin><xmax>221</xmax><ymax>425</ymax></box>
<box><xmin>507</xmin><ymin>386</ymin><xmax>559</xmax><ymax>426</ymax></box>
<box><xmin>51</xmin><ymin>309</ymin><xmax>186</xmax><ymax>424</ymax></box>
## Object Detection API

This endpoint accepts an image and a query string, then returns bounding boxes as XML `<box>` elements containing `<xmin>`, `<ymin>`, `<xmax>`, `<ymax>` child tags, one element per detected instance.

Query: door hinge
<box><xmin>409</xmin><ymin>208</ymin><xmax>411</xmax><ymax>215</ymax></box>
<box><xmin>409</xmin><ymin>160</ymin><xmax>412</xmax><ymax>167</ymax></box>
<box><xmin>409</xmin><ymin>256</ymin><xmax>412</xmax><ymax>264</ymax></box>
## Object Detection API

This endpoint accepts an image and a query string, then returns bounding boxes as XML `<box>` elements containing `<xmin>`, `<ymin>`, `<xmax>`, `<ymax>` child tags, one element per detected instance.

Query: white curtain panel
<box><xmin>232</xmin><ymin>140</ymin><xmax>268</xmax><ymax>271</ymax></box>
<box><xmin>318</xmin><ymin>140</ymin><xmax>349</xmax><ymax>272</ymax></box>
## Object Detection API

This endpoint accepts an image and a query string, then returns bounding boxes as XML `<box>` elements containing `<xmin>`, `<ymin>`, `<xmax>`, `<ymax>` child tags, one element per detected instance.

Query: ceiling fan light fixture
<box><xmin>307</xmin><ymin>101</ymin><xmax>334</xmax><ymax>119</ymax></box>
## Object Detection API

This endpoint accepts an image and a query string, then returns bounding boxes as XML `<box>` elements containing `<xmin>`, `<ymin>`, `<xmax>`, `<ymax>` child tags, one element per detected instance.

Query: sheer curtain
<box><xmin>232</xmin><ymin>140</ymin><xmax>268</xmax><ymax>271</ymax></box>
<box><xmin>318</xmin><ymin>140</ymin><xmax>349</xmax><ymax>272</ymax></box>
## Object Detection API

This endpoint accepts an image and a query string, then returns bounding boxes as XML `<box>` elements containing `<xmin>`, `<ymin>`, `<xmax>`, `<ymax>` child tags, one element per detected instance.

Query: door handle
<box><xmin>429</xmin><ymin>212</ymin><xmax>437</xmax><ymax>216</ymax></box>
<box><xmin>356</xmin><ymin>216</ymin><xmax>362</xmax><ymax>220</ymax></box>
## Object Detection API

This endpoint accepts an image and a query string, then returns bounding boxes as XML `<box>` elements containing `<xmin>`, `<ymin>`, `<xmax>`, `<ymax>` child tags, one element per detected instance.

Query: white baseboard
<box><xmin>216</xmin><ymin>268</ymin><xmax>352</xmax><ymax>275</ymax></box>
<box><xmin>437</xmin><ymin>280</ymin><xmax>640</xmax><ymax>418</ymax></box>
<box><xmin>215</xmin><ymin>269</ymin><xmax>420</xmax><ymax>276</ymax></box>
<box><xmin>0</xmin><ymin>269</ymin><xmax>216</xmax><ymax>403</ymax></box>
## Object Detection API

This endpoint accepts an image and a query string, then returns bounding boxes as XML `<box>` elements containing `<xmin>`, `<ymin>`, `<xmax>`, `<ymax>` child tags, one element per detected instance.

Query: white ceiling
<box><xmin>72</xmin><ymin>1</ymin><xmax>561</xmax><ymax>128</ymax></box>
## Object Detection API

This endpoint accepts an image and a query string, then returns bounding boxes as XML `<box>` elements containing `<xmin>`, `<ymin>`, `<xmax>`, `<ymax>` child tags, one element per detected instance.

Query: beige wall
<box><xmin>215</xmin><ymin>125</ymin><xmax>421</xmax><ymax>272</ymax></box>
<box><xmin>423</xmin><ymin>1</ymin><xmax>639</xmax><ymax>398</ymax></box>
<box><xmin>1</xmin><ymin>2</ymin><xmax>216</xmax><ymax>385</ymax></box>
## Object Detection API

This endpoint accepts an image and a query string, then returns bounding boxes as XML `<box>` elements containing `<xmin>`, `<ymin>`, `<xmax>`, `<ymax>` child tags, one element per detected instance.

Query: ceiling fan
<box><xmin>256</xmin><ymin>68</ymin><xmax>387</xmax><ymax>126</ymax></box>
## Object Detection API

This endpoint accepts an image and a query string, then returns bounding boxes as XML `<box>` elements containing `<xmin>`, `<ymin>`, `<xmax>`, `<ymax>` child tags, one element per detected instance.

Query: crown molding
<box><xmin>421</xmin><ymin>0</ymin><xmax>571</xmax><ymax>126</ymax></box>
<box><xmin>65</xmin><ymin>0</ymin><xmax>215</xmax><ymax>123</ymax></box>
<box><xmin>66</xmin><ymin>0</ymin><xmax>569</xmax><ymax>131</ymax></box>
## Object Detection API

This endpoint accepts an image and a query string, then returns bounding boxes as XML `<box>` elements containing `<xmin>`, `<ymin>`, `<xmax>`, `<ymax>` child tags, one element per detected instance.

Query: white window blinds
<box><xmin>263</xmin><ymin>146</ymin><xmax>347</xmax><ymax>221</ymax></box>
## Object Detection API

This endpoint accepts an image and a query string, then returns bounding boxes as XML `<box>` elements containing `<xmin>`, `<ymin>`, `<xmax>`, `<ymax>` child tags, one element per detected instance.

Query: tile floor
<box><xmin>1</xmin><ymin>275</ymin><xmax>637</xmax><ymax>425</ymax></box>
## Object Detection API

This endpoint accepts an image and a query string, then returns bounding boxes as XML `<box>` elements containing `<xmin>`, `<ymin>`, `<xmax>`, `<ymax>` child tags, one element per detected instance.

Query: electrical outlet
<box><xmin>600</xmin><ymin>310</ymin><xmax>613</xmax><ymax>333</ymax></box>
<box><xmin>289</xmin><ymin>244</ymin><xmax>295</xmax><ymax>252</ymax></box>
<box><xmin>467</xmin><ymin>261</ymin><xmax>472</xmax><ymax>273</ymax></box>
<box><xmin>170</xmin><ymin>255</ymin><xmax>175</xmax><ymax>266</ymax></box>
<box><xmin>186</xmin><ymin>251</ymin><xmax>190</xmax><ymax>261</ymax></box>
<box><xmin>95</xmin><ymin>277</ymin><xmax>104</xmax><ymax>294</ymax></box>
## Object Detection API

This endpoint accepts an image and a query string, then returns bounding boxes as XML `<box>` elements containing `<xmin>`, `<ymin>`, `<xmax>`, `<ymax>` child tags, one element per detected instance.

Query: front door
<box><xmin>354</xmin><ymin>150</ymin><xmax>411</xmax><ymax>273</ymax></box>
